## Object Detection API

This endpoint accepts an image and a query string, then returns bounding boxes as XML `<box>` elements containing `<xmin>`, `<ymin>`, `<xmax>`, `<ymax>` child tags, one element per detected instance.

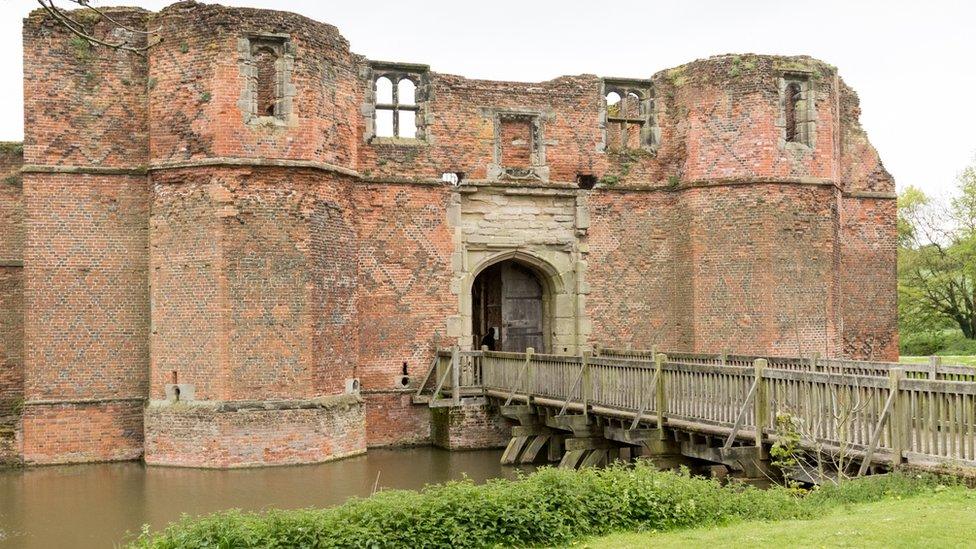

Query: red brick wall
<box><xmin>430</xmin><ymin>401</ymin><xmax>512</xmax><ymax>450</ymax></box>
<box><xmin>149</xmin><ymin>168</ymin><xmax>360</xmax><ymax>401</ymax></box>
<box><xmin>0</xmin><ymin>144</ymin><xmax>23</xmax><ymax>464</ymax></box>
<box><xmin>23</xmin><ymin>9</ymin><xmax>149</xmax><ymax>169</ymax></box>
<box><xmin>364</xmin><ymin>391</ymin><xmax>431</xmax><ymax>447</ymax></box>
<box><xmin>22</xmin><ymin>8</ymin><xmax>151</xmax><ymax>464</ymax></box>
<box><xmin>840</xmin><ymin>197</ymin><xmax>898</xmax><ymax>360</ymax></box>
<box><xmin>431</xmin><ymin>400</ymin><xmax>510</xmax><ymax>451</ymax></box>
<box><xmin>144</xmin><ymin>396</ymin><xmax>365</xmax><ymax>468</ymax></box>
<box><xmin>22</xmin><ymin>402</ymin><xmax>143</xmax><ymax>465</ymax></box>
<box><xmin>355</xmin><ymin>184</ymin><xmax>454</xmax><ymax>392</ymax></box>
<box><xmin>359</xmin><ymin>75</ymin><xmax>606</xmax><ymax>183</ymax></box>
<box><xmin>149</xmin><ymin>173</ymin><xmax>224</xmax><ymax>400</ymax></box>
<box><xmin>587</xmin><ymin>190</ymin><xmax>685</xmax><ymax>349</ymax></box>
<box><xmin>684</xmin><ymin>184</ymin><xmax>840</xmax><ymax>356</ymax></box>
<box><xmin>147</xmin><ymin>3</ymin><xmax>359</xmax><ymax>168</ymax></box>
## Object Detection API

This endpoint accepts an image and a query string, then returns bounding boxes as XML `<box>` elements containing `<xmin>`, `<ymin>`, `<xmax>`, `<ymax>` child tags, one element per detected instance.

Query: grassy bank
<box><xmin>587</xmin><ymin>486</ymin><xmax>976</xmax><ymax>548</ymax></box>
<box><xmin>901</xmin><ymin>355</ymin><xmax>976</xmax><ymax>367</ymax></box>
<box><xmin>129</xmin><ymin>463</ymin><xmax>954</xmax><ymax>548</ymax></box>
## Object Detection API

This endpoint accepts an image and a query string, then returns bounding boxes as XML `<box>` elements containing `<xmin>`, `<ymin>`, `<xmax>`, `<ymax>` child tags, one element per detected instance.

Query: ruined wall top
<box><xmin>22</xmin><ymin>1</ymin><xmax>893</xmax><ymax>196</ymax></box>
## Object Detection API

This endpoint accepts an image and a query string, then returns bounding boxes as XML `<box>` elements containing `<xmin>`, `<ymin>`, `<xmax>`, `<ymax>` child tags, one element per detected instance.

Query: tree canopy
<box><xmin>898</xmin><ymin>160</ymin><xmax>976</xmax><ymax>339</ymax></box>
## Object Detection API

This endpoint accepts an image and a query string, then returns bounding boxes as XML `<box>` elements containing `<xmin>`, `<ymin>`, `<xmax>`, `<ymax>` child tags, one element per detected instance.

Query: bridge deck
<box><xmin>423</xmin><ymin>348</ymin><xmax>976</xmax><ymax>472</ymax></box>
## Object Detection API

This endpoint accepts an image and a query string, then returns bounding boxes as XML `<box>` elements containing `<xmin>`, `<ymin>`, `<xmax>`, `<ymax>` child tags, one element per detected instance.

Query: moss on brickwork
<box><xmin>0</xmin><ymin>142</ymin><xmax>23</xmax><ymax>156</ymax></box>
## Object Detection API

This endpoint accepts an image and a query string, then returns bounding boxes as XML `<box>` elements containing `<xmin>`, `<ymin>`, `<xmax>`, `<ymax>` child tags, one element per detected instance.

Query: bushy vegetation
<box><xmin>900</xmin><ymin>328</ymin><xmax>976</xmax><ymax>357</ymax></box>
<box><xmin>128</xmin><ymin>463</ymin><xmax>950</xmax><ymax>549</ymax></box>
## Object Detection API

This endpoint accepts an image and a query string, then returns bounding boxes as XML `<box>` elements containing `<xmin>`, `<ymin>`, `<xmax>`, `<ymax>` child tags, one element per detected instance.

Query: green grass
<box><xmin>900</xmin><ymin>355</ymin><xmax>976</xmax><ymax>366</ymax></box>
<box><xmin>585</xmin><ymin>487</ymin><xmax>976</xmax><ymax>548</ymax></box>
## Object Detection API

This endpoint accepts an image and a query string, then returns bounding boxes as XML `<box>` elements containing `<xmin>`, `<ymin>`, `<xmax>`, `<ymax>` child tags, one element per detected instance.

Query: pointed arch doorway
<box><xmin>472</xmin><ymin>260</ymin><xmax>548</xmax><ymax>353</ymax></box>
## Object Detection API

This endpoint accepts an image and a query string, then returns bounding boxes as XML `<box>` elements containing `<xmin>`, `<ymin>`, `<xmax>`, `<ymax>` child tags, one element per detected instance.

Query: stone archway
<box><xmin>472</xmin><ymin>260</ymin><xmax>549</xmax><ymax>352</ymax></box>
<box><xmin>451</xmin><ymin>250</ymin><xmax>584</xmax><ymax>354</ymax></box>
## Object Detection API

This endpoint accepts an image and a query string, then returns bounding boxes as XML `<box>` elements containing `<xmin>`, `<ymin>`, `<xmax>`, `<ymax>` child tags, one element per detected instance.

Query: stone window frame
<box><xmin>777</xmin><ymin>71</ymin><xmax>817</xmax><ymax>150</ymax></box>
<box><xmin>600</xmin><ymin>78</ymin><xmax>658</xmax><ymax>152</ymax></box>
<box><xmin>238</xmin><ymin>33</ymin><xmax>296</xmax><ymax>127</ymax></box>
<box><xmin>365</xmin><ymin>60</ymin><xmax>430</xmax><ymax>144</ymax></box>
<box><xmin>482</xmin><ymin>108</ymin><xmax>551</xmax><ymax>183</ymax></box>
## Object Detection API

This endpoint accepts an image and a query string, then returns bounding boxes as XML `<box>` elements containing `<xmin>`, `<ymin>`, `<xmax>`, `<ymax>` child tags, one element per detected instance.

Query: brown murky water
<box><xmin>0</xmin><ymin>448</ymin><xmax>522</xmax><ymax>548</ymax></box>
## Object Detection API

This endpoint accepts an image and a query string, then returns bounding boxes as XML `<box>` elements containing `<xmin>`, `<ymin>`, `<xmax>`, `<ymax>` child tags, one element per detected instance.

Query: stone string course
<box><xmin>0</xmin><ymin>1</ymin><xmax>896</xmax><ymax>466</ymax></box>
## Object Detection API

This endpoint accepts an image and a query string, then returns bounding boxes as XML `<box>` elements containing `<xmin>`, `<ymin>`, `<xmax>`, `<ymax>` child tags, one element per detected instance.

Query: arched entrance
<box><xmin>472</xmin><ymin>260</ymin><xmax>549</xmax><ymax>352</ymax></box>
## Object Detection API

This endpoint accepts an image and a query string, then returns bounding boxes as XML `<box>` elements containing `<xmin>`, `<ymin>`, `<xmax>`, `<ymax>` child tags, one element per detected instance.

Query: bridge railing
<box><xmin>433</xmin><ymin>348</ymin><xmax>976</xmax><ymax>469</ymax></box>
<box><xmin>596</xmin><ymin>347</ymin><xmax>976</xmax><ymax>382</ymax></box>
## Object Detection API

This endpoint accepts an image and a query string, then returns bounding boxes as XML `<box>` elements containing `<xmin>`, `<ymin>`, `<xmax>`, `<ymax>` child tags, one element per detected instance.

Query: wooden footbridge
<box><xmin>418</xmin><ymin>347</ymin><xmax>976</xmax><ymax>480</ymax></box>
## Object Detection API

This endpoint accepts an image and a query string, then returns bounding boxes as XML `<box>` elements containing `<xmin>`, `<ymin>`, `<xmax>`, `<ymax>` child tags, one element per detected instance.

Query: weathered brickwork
<box><xmin>144</xmin><ymin>395</ymin><xmax>364</xmax><ymax>468</ymax></box>
<box><xmin>363</xmin><ymin>391</ymin><xmax>432</xmax><ymax>447</ymax></box>
<box><xmin>0</xmin><ymin>144</ymin><xmax>23</xmax><ymax>464</ymax></box>
<box><xmin>6</xmin><ymin>1</ymin><xmax>896</xmax><ymax>466</ymax></box>
<box><xmin>431</xmin><ymin>399</ymin><xmax>510</xmax><ymax>451</ymax></box>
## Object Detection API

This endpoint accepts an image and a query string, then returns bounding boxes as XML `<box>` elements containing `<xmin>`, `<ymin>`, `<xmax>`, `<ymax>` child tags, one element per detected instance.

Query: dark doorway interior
<box><xmin>472</xmin><ymin>261</ymin><xmax>546</xmax><ymax>353</ymax></box>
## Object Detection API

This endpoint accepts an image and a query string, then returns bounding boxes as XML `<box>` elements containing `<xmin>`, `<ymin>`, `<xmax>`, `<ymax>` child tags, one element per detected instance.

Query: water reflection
<box><xmin>0</xmin><ymin>448</ymin><xmax>522</xmax><ymax>549</ymax></box>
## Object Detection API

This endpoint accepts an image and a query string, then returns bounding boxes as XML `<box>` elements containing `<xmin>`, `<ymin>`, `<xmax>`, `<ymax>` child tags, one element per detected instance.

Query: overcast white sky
<box><xmin>1</xmin><ymin>0</ymin><xmax>973</xmax><ymax>196</ymax></box>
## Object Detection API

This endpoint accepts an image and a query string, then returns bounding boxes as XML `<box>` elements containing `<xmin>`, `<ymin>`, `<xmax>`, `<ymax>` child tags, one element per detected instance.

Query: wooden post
<box><xmin>811</xmin><ymin>352</ymin><xmax>820</xmax><ymax>372</ymax></box>
<box><xmin>451</xmin><ymin>345</ymin><xmax>460</xmax><ymax>405</ymax></box>
<box><xmin>593</xmin><ymin>343</ymin><xmax>601</xmax><ymax>357</ymax></box>
<box><xmin>525</xmin><ymin>347</ymin><xmax>535</xmax><ymax>401</ymax></box>
<box><xmin>581</xmin><ymin>350</ymin><xmax>591</xmax><ymax>420</ymax></box>
<box><xmin>480</xmin><ymin>345</ymin><xmax>489</xmax><ymax>388</ymax></box>
<box><xmin>889</xmin><ymin>367</ymin><xmax>905</xmax><ymax>467</ymax></box>
<box><xmin>753</xmin><ymin>358</ymin><xmax>768</xmax><ymax>456</ymax></box>
<box><xmin>928</xmin><ymin>356</ymin><xmax>940</xmax><ymax>380</ymax></box>
<box><xmin>655</xmin><ymin>353</ymin><xmax>667</xmax><ymax>441</ymax></box>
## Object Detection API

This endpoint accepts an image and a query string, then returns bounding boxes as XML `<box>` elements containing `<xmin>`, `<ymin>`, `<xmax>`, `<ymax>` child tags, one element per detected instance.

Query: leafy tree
<box><xmin>898</xmin><ymin>160</ymin><xmax>976</xmax><ymax>339</ymax></box>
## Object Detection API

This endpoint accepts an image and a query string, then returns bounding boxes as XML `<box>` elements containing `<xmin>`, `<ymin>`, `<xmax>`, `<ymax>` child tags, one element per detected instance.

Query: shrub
<box><xmin>939</xmin><ymin>335</ymin><xmax>976</xmax><ymax>356</ymax></box>
<box><xmin>900</xmin><ymin>328</ymin><xmax>976</xmax><ymax>357</ymax></box>
<box><xmin>899</xmin><ymin>330</ymin><xmax>947</xmax><ymax>356</ymax></box>
<box><xmin>128</xmin><ymin>463</ymin><xmax>949</xmax><ymax>549</ymax></box>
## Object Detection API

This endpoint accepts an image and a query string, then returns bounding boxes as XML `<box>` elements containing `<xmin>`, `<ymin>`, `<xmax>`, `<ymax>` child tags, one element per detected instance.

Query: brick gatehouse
<box><xmin>0</xmin><ymin>1</ymin><xmax>896</xmax><ymax>467</ymax></box>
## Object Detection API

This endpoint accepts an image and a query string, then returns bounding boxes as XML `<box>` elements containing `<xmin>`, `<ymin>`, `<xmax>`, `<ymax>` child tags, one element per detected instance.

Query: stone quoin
<box><xmin>0</xmin><ymin>1</ymin><xmax>896</xmax><ymax>467</ymax></box>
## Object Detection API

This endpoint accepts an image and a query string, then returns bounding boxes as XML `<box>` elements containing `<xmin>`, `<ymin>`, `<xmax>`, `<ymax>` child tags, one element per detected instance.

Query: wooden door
<box><xmin>501</xmin><ymin>263</ymin><xmax>544</xmax><ymax>352</ymax></box>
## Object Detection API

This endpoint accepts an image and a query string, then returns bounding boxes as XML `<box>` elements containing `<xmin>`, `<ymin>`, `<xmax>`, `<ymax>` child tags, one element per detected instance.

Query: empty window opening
<box><xmin>375</xmin><ymin>76</ymin><xmax>394</xmax><ymax>104</ymax></box>
<box><xmin>603</xmin><ymin>80</ymin><xmax>654</xmax><ymax>151</ymax></box>
<box><xmin>397</xmin><ymin>78</ymin><xmax>416</xmax><ymax>105</ymax></box>
<box><xmin>623</xmin><ymin>92</ymin><xmax>641</xmax><ymax>118</ymax></box>
<box><xmin>500</xmin><ymin>118</ymin><xmax>533</xmax><ymax>168</ymax></box>
<box><xmin>785</xmin><ymin>81</ymin><xmax>802</xmax><ymax>143</ymax></box>
<box><xmin>375</xmin><ymin>109</ymin><xmax>395</xmax><ymax>137</ymax></box>
<box><xmin>605</xmin><ymin>92</ymin><xmax>621</xmax><ymax>116</ymax></box>
<box><xmin>253</xmin><ymin>46</ymin><xmax>278</xmax><ymax>116</ymax></box>
<box><xmin>576</xmin><ymin>174</ymin><xmax>597</xmax><ymax>189</ymax></box>
<box><xmin>441</xmin><ymin>171</ymin><xmax>465</xmax><ymax>185</ymax></box>
<box><xmin>399</xmin><ymin>109</ymin><xmax>417</xmax><ymax>139</ymax></box>
<box><xmin>373</xmin><ymin>74</ymin><xmax>421</xmax><ymax>139</ymax></box>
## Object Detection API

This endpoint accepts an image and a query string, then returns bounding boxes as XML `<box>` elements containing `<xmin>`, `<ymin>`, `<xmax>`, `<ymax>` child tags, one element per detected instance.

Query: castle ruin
<box><xmin>0</xmin><ymin>2</ymin><xmax>896</xmax><ymax>467</ymax></box>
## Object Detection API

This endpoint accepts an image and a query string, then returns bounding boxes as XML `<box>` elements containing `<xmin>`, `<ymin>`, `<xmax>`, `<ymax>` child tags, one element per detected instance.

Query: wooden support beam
<box><xmin>753</xmin><ymin>358</ymin><xmax>768</xmax><ymax>460</ymax></box>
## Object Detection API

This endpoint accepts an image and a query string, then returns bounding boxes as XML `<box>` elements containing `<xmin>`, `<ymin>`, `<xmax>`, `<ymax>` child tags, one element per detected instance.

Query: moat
<box><xmin>0</xmin><ymin>448</ymin><xmax>522</xmax><ymax>549</ymax></box>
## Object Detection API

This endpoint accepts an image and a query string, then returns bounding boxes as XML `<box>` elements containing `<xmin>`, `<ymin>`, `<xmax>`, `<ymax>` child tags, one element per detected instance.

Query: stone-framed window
<box><xmin>366</xmin><ymin>61</ymin><xmax>429</xmax><ymax>142</ymax></box>
<box><xmin>601</xmin><ymin>78</ymin><xmax>657</xmax><ymax>151</ymax></box>
<box><xmin>238</xmin><ymin>33</ymin><xmax>295</xmax><ymax>126</ymax></box>
<box><xmin>778</xmin><ymin>73</ymin><xmax>816</xmax><ymax>148</ymax></box>
<box><xmin>483</xmin><ymin>109</ymin><xmax>550</xmax><ymax>183</ymax></box>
